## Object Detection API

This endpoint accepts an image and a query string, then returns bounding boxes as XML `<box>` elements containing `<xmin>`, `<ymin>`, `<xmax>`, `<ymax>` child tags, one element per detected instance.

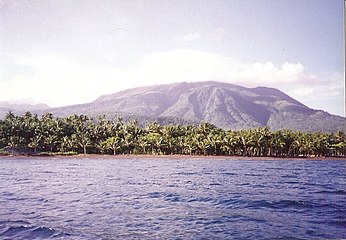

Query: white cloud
<box><xmin>289</xmin><ymin>87</ymin><xmax>315</xmax><ymax>97</ymax></box>
<box><xmin>1</xmin><ymin>54</ymin><xmax>129</xmax><ymax>106</ymax></box>
<box><xmin>206</xmin><ymin>27</ymin><xmax>226</xmax><ymax>41</ymax></box>
<box><xmin>128</xmin><ymin>50</ymin><xmax>306</xmax><ymax>88</ymax></box>
<box><xmin>173</xmin><ymin>28</ymin><xmax>226</xmax><ymax>45</ymax></box>
<box><xmin>174</xmin><ymin>32</ymin><xmax>201</xmax><ymax>44</ymax></box>
<box><xmin>1</xmin><ymin>49</ymin><xmax>344</xmax><ymax>116</ymax></box>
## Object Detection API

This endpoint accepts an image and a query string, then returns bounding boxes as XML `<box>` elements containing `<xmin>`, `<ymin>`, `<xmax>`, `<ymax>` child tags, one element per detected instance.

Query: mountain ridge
<box><xmin>1</xmin><ymin>81</ymin><xmax>344</xmax><ymax>132</ymax></box>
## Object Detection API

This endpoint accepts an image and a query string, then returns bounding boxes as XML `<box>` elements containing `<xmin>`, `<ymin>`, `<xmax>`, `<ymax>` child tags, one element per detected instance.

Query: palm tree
<box><xmin>292</xmin><ymin>132</ymin><xmax>308</xmax><ymax>157</ymax></box>
<box><xmin>273</xmin><ymin>131</ymin><xmax>286</xmax><ymax>156</ymax></box>
<box><xmin>281</xmin><ymin>130</ymin><xmax>295</xmax><ymax>157</ymax></box>
<box><xmin>101</xmin><ymin>136</ymin><xmax>123</xmax><ymax>155</ymax></box>
<box><xmin>138</xmin><ymin>133</ymin><xmax>149</xmax><ymax>154</ymax></box>
<box><xmin>223</xmin><ymin>130</ymin><xmax>239</xmax><ymax>156</ymax></box>
<box><xmin>1</xmin><ymin>111</ymin><xmax>345</xmax><ymax>157</ymax></box>
<box><xmin>59</xmin><ymin>136</ymin><xmax>73</xmax><ymax>153</ymax></box>
<box><xmin>7</xmin><ymin>136</ymin><xmax>21</xmax><ymax>154</ymax></box>
<box><xmin>239</xmin><ymin>130</ymin><xmax>255</xmax><ymax>156</ymax></box>
<box><xmin>29</xmin><ymin>135</ymin><xmax>42</xmax><ymax>153</ymax></box>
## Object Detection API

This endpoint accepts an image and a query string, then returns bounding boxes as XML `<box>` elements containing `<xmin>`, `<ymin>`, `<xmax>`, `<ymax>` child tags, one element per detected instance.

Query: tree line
<box><xmin>0</xmin><ymin>112</ymin><xmax>345</xmax><ymax>157</ymax></box>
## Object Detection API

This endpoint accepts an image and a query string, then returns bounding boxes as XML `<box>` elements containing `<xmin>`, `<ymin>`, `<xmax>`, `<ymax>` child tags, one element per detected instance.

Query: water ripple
<box><xmin>0</xmin><ymin>157</ymin><xmax>345</xmax><ymax>239</ymax></box>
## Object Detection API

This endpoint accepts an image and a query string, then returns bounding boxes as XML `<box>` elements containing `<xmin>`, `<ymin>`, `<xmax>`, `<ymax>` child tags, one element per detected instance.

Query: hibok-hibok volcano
<box><xmin>2</xmin><ymin>81</ymin><xmax>345</xmax><ymax>132</ymax></box>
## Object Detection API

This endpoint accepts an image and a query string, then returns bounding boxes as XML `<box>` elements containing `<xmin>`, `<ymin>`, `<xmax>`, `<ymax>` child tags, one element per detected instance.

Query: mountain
<box><xmin>2</xmin><ymin>81</ymin><xmax>345</xmax><ymax>132</ymax></box>
<box><xmin>0</xmin><ymin>102</ymin><xmax>50</xmax><ymax>118</ymax></box>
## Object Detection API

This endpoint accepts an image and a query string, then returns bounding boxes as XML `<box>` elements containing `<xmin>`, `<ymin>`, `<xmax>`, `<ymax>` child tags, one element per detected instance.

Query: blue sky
<box><xmin>0</xmin><ymin>0</ymin><xmax>344</xmax><ymax>116</ymax></box>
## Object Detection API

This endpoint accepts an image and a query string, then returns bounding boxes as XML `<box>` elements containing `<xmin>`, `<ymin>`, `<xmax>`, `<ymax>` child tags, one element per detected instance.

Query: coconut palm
<box><xmin>101</xmin><ymin>136</ymin><xmax>123</xmax><ymax>155</ymax></box>
<box><xmin>1</xmin><ymin>111</ymin><xmax>345</xmax><ymax>157</ymax></box>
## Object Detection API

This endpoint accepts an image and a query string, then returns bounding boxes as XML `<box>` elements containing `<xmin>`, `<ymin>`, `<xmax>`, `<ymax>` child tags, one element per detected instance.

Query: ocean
<box><xmin>0</xmin><ymin>157</ymin><xmax>345</xmax><ymax>239</ymax></box>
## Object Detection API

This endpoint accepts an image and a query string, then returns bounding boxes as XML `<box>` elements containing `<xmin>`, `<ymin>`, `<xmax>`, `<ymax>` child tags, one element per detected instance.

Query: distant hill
<box><xmin>2</xmin><ymin>81</ymin><xmax>345</xmax><ymax>132</ymax></box>
<box><xmin>0</xmin><ymin>102</ymin><xmax>50</xmax><ymax>118</ymax></box>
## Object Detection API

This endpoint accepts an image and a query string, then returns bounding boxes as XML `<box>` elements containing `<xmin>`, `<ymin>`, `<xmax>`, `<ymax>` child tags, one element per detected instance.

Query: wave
<box><xmin>222</xmin><ymin>172</ymin><xmax>237</xmax><ymax>176</ymax></box>
<box><xmin>314</xmin><ymin>190</ymin><xmax>346</xmax><ymax>195</ymax></box>
<box><xmin>0</xmin><ymin>225</ymin><xmax>67</xmax><ymax>240</ymax></box>
<box><xmin>147</xmin><ymin>192</ymin><xmax>182</xmax><ymax>202</ymax></box>
<box><xmin>246</xmin><ymin>199</ymin><xmax>314</xmax><ymax>210</ymax></box>
<box><xmin>0</xmin><ymin>221</ymin><xmax>103</xmax><ymax>240</ymax></box>
<box><xmin>210</xmin><ymin>198</ymin><xmax>314</xmax><ymax>210</ymax></box>
<box><xmin>330</xmin><ymin>220</ymin><xmax>346</xmax><ymax>227</ymax></box>
<box><xmin>215</xmin><ymin>199</ymin><xmax>333</xmax><ymax>210</ymax></box>
<box><xmin>246</xmin><ymin>199</ymin><xmax>343</xmax><ymax>211</ymax></box>
<box><xmin>216</xmin><ymin>198</ymin><xmax>248</xmax><ymax>208</ymax></box>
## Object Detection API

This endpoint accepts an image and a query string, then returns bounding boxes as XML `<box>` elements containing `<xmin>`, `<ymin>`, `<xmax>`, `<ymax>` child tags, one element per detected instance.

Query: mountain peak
<box><xmin>81</xmin><ymin>81</ymin><xmax>346</xmax><ymax>132</ymax></box>
<box><xmin>2</xmin><ymin>81</ymin><xmax>344</xmax><ymax>133</ymax></box>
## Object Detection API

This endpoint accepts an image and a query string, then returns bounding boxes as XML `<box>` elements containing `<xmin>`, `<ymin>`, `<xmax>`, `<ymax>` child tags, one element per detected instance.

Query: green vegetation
<box><xmin>0</xmin><ymin>111</ymin><xmax>345</xmax><ymax>157</ymax></box>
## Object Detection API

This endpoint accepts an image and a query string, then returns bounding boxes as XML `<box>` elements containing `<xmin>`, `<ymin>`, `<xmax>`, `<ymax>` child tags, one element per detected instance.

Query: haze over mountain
<box><xmin>0</xmin><ymin>102</ymin><xmax>49</xmax><ymax>116</ymax></box>
<box><xmin>3</xmin><ymin>81</ymin><xmax>343</xmax><ymax>133</ymax></box>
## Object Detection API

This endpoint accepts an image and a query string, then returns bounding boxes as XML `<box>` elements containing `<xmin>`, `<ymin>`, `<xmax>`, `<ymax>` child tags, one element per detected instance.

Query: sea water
<box><xmin>0</xmin><ymin>157</ymin><xmax>345</xmax><ymax>239</ymax></box>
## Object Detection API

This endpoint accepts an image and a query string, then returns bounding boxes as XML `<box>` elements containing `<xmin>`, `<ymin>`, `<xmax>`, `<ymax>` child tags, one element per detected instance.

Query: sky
<box><xmin>0</xmin><ymin>0</ymin><xmax>344</xmax><ymax>116</ymax></box>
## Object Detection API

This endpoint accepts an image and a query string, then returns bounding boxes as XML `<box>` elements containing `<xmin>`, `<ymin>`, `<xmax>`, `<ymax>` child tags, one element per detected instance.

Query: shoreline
<box><xmin>1</xmin><ymin>153</ymin><xmax>345</xmax><ymax>160</ymax></box>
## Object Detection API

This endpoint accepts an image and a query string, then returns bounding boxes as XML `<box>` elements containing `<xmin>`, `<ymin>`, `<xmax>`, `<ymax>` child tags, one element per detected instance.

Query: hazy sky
<box><xmin>0</xmin><ymin>0</ymin><xmax>344</xmax><ymax>116</ymax></box>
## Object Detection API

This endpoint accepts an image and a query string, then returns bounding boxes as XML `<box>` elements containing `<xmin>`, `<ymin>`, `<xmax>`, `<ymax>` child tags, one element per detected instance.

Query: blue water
<box><xmin>0</xmin><ymin>157</ymin><xmax>345</xmax><ymax>239</ymax></box>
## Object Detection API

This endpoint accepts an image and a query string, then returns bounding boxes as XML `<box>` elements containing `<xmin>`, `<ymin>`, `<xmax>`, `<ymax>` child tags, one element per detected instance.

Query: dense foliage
<box><xmin>0</xmin><ymin>112</ymin><xmax>345</xmax><ymax>157</ymax></box>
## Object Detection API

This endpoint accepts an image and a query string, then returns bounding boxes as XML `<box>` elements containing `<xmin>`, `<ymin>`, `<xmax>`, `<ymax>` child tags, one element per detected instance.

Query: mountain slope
<box><xmin>7</xmin><ymin>81</ymin><xmax>345</xmax><ymax>132</ymax></box>
<box><xmin>0</xmin><ymin>102</ymin><xmax>50</xmax><ymax>118</ymax></box>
